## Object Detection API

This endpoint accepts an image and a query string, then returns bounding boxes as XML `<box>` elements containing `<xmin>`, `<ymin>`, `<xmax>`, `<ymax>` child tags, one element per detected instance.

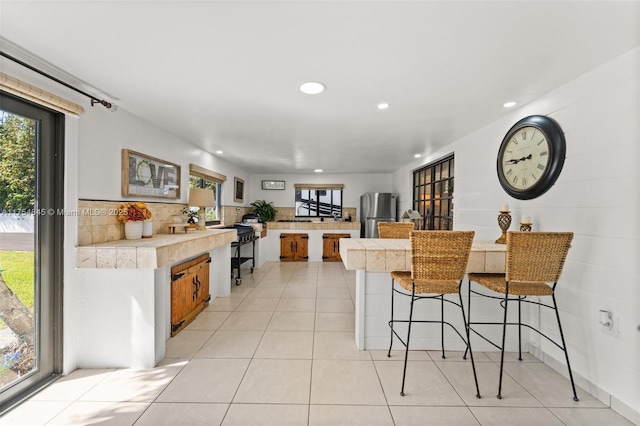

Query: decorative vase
<box><xmin>142</xmin><ymin>220</ymin><xmax>153</xmax><ymax>238</ymax></box>
<box><xmin>124</xmin><ymin>221</ymin><xmax>143</xmax><ymax>240</ymax></box>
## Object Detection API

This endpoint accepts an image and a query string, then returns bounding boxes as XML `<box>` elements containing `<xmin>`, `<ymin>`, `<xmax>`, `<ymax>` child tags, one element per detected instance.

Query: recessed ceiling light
<box><xmin>414</xmin><ymin>154</ymin><xmax>421</xmax><ymax>158</ymax></box>
<box><xmin>377</xmin><ymin>102</ymin><xmax>390</xmax><ymax>110</ymax></box>
<box><xmin>299</xmin><ymin>81</ymin><xmax>326</xmax><ymax>95</ymax></box>
<box><xmin>215</xmin><ymin>150</ymin><xmax>223</xmax><ymax>154</ymax></box>
<box><xmin>314</xmin><ymin>169</ymin><xmax>323</xmax><ymax>173</ymax></box>
<box><xmin>503</xmin><ymin>101</ymin><xmax>517</xmax><ymax>108</ymax></box>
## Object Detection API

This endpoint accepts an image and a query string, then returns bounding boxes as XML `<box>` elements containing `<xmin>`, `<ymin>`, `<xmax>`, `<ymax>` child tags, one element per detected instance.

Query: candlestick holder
<box><xmin>520</xmin><ymin>222</ymin><xmax>532</xmax><ymax>232</ymax></box>
<box><xmin>495</xmin><ymin>210</ymin><xmax>511</xmax><ymax>244</ymax></box>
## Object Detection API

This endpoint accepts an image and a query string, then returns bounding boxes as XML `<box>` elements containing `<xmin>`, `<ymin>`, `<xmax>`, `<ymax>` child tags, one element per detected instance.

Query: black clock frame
<box><xmin>496</xmin><ymin>115</ymin><xmax>566</xmax><ymax>200</ymax></box>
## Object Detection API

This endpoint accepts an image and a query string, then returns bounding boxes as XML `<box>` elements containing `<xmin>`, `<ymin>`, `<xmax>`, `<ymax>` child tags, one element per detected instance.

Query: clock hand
<box><xmin>506</xmin><ymin>154</ymin><xmax>533</xmax><ymax>165</ymax></box>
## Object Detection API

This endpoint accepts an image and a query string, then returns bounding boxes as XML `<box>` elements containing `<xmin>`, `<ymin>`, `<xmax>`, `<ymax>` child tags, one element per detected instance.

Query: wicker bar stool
<box><xmin>377</xmin><ymin>222</ymin><xmax>415</xmax><ymax>239</ymax></box>
<box><xmin>467</xmin><ymin>231</ymin><xmax>578</xmax><ymax>401</ymax></box>
<box><xmin>387</xmin><ymin>230</ymin><xmax>481</xmax><ymax>398</ymax></box>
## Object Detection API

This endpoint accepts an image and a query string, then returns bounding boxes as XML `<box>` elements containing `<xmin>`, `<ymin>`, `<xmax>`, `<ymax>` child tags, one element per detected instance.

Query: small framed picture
<box><xmin>234</xmin><ymin>177</ymin><xmax>244</xmax><ymax>203</ymax></box>
<box><xmin>262</xmin><ymin>180</ymin><xmax>285</xmax><ymax>190</ymax></box>
<box><xmin>121</xmin><ymin>149</ymin><xmax>181</xmax><ymax>199</ymax></box>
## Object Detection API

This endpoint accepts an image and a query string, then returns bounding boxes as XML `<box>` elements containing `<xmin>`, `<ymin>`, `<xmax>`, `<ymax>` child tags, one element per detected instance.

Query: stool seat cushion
<box><xmin>467</xmin><ymin>273</ymin><xmax>554</xmax><ymax>296</ymax></box>
<box><xmin>391</xmin><ymin>271</ymin><xmax>460</xmax><ymax>295</ymax></box>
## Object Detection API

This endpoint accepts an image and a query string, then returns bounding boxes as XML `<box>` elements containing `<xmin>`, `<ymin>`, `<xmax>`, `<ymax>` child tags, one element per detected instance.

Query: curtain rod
<box><xmin>0</xmin><ymin>50</ymin><xmax>115</xmax><ymax>111</ymax></box>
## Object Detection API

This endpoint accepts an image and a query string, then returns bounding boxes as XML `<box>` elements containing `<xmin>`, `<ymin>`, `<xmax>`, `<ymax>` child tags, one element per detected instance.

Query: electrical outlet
<box><xmin>601</xmin><ymin>314</ymin><xmax>619</xmax><ymax>337</ymax></box>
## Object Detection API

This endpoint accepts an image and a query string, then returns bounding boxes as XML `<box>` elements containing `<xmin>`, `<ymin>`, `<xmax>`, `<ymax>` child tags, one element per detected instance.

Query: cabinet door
<box><xmin>280</xmin><ymin>234</ymin><xmax>296</xmax><ymax>261</ymax></box>
<box><xmin>171</xmin><ymin>271</ymin><xmax>196</xmax><ymax>326</ymax></box>
<box><xmin>322</xmin><ymin>233</ymin><xmax>350</xmax><ymax>261</ymax></box>
<box><xmin>170</xmin><ymin>253</ymin><xmax>211</xmax><ymax>336</ymax></box>
<box><xmin>295</xmin><ymin>234</ymin><xmax>309</xmax><ymax>261</ymax></box>
<box><xmin>322</xmin><ymin>235</ymin><xmax>337</xmax><ymax>261</ymax></box>
<box><xmin>196</xmin><ymin>262</ymin><xmax>210</xmax><ymax>305</ymax></box>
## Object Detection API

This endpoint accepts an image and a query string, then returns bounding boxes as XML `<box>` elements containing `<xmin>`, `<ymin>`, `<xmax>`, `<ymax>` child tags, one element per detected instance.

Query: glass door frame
<box><xmin>0</xmin><ymin>91</ymin><xmax>64</xmax><ymax>413</ymax></box>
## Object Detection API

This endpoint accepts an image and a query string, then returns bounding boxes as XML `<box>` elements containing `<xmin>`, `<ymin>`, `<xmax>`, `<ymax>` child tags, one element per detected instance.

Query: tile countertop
<box><xmin>76</xmin><ymin>228</ymin><xmax>237</xmax><ymax>269</ymax></box>
<box><xmin>339</xmin><ymin>238</ymin><xmax>506</xmax><ymax>273</ymax></box>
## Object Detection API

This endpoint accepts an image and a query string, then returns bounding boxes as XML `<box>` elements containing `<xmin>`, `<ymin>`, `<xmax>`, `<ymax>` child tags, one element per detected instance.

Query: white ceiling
<box><xmin>1</xmin><ymin>1</ymin><xmax>638</xmax><ymax>174</ymax></box>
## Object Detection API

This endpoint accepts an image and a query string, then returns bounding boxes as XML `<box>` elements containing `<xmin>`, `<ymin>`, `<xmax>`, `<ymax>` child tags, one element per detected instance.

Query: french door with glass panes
<box><xmin>0</xmin><ymin>92</ymin><xmax>63</xmax><ymax>412</ymax></box>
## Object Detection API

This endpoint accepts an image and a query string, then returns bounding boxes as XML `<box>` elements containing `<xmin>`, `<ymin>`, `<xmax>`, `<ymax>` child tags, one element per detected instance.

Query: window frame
<box><xmin>188</xmin><ymin>164</ymin><xmax>225</xmax><ymax>226</ymax></box>
<box><xmin>0</xmin><ymin>91</ymin><xmax>64</xmax><ymax>412</ymax></box>
<box><xmin>294</xmin><ymin>184</ymin><xmax>344</xmax><ymax>219</ymax></box>
<box><xmin>412</xmin><ymin>154</ymin><xmax>454</xmax><ymax>230</ymax></box>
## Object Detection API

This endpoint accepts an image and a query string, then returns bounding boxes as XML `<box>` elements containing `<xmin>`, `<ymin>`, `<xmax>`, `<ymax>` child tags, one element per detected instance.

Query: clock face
<box><xmin>498</xmin><ymin>126</ymin><xmax>550</xmax><ymax>191</ymax></box>
<box><xmin>496</xmin><ymin>115</ymin><xmax>566</xmax><ymax>200</ymax></box>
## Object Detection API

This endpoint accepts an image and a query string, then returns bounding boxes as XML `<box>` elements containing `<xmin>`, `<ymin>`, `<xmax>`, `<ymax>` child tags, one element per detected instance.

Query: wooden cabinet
<box><xmin>322</xmin><ymin>233</ymin><xmax>351</xmax><ymax>262</ymax></box>
<box><xmin>280</xmin><ymin>233</ymin><xmax>309</xmax><ymax>261</ymax></box>
<box><xmin>170</xmin><ymin>253</ymin><xmax>211</xmax><ymax>336</ymax></box>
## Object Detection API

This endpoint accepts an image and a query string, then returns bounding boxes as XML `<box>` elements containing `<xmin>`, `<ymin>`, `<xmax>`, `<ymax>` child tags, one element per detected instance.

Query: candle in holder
<box><xmin>495</xmin><ymin>209</ymin><xmax>512</xmax><ymax>244</ymax></box>
<box><xmin>520</xmin><ymin>216</ymin><xmax>532</xmax><ymax>232</ymax></box>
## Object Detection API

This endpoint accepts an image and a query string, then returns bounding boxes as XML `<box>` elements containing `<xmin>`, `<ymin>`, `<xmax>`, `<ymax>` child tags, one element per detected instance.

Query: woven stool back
<box><xmin>410</xmin><ymin>230</ymin><xmax>475</xmax><ymax>281</ymax></box>
<box><xmin>378</xmin><ymin>222</ymin><xmax>415</xmax><ymax>239</ymax></box>
<box><xmin>506</xmin><ymin>231</ymin><xmax>573</xmax><ymax>283</ymax></box>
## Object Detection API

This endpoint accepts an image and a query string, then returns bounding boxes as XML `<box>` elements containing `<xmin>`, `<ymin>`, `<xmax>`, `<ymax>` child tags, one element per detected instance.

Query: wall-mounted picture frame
<box><xmin>121</xmin><ymin>149</ymin><xmax>181</xmax><ymax>199</ymax></box>
<box><xmin>262</xmin><ymin>180</ymin><xmax>285</xmax><ymax>190</ymax></box>
<box><xmin>234</xmin><ymin>177</ymin><xmax>244</xmax><ymax>203</ymax></box>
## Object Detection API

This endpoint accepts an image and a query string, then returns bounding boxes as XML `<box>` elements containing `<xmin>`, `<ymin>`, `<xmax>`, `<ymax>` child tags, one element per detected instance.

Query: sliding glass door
<box><xmin>0</xmin><ymin>92</ymin><xmax>63</xmax><ymax>412</ymax></box>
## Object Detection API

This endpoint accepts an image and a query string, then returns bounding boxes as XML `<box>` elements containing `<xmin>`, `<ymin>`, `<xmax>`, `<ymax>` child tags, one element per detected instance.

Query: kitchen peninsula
<box><xmin>339</xmin><ymin>238</ymin><xmax>506</xmax><ymax>350</ymax></box>
<box><xmin>74</xmin><ymin>229</ymin><xmax>236</xmax><ymax>369</ymax></box>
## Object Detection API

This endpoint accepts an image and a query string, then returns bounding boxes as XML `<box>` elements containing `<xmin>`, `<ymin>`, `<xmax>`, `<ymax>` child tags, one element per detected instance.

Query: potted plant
<box><xmin>182</xmin><ymin>207</ymin><xmax>199</xmax><ymax>228</ymax></box>
<box><xmin>117</xmin><ymin>202</ymin><xmax>153</xmax><ymax>239</ymax></box>
<box><xmin>250</xmin><ymin>200</ymin><xmax>277</xmax><ymax>222</ymax></box>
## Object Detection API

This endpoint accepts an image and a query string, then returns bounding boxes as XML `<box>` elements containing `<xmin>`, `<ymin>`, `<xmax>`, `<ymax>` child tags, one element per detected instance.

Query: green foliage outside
<box><xmin>189</xmin><ymin>175</ymin><xmax>218</xmax><ymax>221</ymax></box>
<box><xmin>0</xmin><ymin>251</ymin><xmax>34</xmax><ymax>330</ymax></box>
<box><xmin>0</xmin><ymin>113</ymin><xmax>35</xmax><ymax>211</ymax></box>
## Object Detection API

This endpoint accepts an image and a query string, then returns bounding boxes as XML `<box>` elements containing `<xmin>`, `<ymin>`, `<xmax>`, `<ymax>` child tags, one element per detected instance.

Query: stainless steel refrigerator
<box><xmin>360</xmin><ymin>192</ymin><xmax>397</xmax><ymax>238</ymax></box>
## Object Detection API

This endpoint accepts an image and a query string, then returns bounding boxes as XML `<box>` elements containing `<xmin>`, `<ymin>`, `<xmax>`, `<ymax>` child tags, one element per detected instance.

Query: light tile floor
<box><xmin>1</xmin><ymin>261</ymin><xmax>634</xmax><ymax>425</ymax></box>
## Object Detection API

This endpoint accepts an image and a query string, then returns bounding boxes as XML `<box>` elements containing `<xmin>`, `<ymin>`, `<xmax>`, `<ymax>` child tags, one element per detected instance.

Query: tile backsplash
<box><xmin>78</xmin><ymin>200</ymin><xmax>186</xmax><ymax>246</ymax></box>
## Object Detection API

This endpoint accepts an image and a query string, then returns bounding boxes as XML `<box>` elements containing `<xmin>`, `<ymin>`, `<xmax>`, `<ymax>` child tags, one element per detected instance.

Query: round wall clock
<box><xmin>496</xmin><ymin>115</ymin><xmax>566</xmax><ymax>200</ymax></box>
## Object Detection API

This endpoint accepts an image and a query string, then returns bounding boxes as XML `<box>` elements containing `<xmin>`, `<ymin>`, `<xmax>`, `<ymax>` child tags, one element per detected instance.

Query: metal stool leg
<box><xmin>518</xmin><ymin>297</ymin><xmax>523</xmax><ymax>361</ymax></box>
<box><xmin>440</xmin><ymin>294</ymin><xmax>445</xmax><ymax>359</ymax></box>
<box><xmin>459</xmin><ymin>290</ymin><xmax>481</xmax><ymax>398</ymax></box>
<box><xmin>463</xmin><ymin>279</ymin><xmax>472</xmax><ymax>359</ymax></box>
<box><xmin>400</xmin><ymin>284</ymin><xmax>416</xmax><ymax>396</ymax></box>
<box><xmin>497</xmin><ymin>286</ymin><xmax>510</xmax><ymax>399</ymax></box>
<box><xmin>552</xmin><ymin>293</ymin><xmax>579</xmax><ymax>402</ymax></box>
<box><xmin>388</xmin><ymin>278</ymin><xmax>395</xmax><ymax>357</ymax></box>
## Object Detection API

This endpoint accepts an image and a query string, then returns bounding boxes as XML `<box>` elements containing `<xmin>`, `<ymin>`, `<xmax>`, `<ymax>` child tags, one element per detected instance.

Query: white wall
<box><xmin>75</xmin><ymin>103</ymin><xmax>249</xmax><ymax>207</ymax></box>
<box><xmin>0</xmin><ymin>58</ymin><xmax>248</xmax><ymax>207</ymax></box>
<box><xmin>393</xmin><ymin>48</ymin><xmax>640</xmax><ymax>420</ymax></box>
<box><xmin>0</xmin><ymin>214</ymin><xmax>34</xmax><ymax>232</ymax></box>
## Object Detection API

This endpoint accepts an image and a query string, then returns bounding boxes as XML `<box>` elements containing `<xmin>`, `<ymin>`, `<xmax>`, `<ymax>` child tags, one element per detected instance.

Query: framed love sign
<box><xmin>121</xmin><ymin>149</ymin><xmax>181</xmax><ymax>199</ymax></box>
